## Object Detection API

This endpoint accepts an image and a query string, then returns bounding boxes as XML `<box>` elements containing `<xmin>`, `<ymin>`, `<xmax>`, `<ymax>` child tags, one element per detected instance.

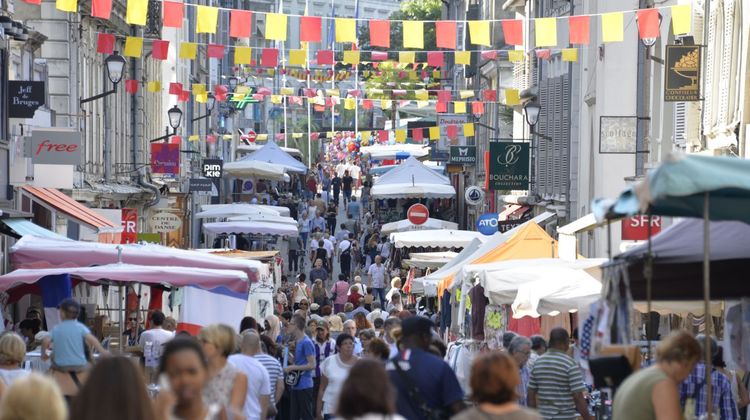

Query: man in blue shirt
<box><xmin>284</xmin><ymin>314</ymin><xmax>316</xmax><ymax>419</ymax></box>
<box><xmin>387</xmin><ymin>316</ymin><xmax>465</xmax><ymax>419</ymax></box>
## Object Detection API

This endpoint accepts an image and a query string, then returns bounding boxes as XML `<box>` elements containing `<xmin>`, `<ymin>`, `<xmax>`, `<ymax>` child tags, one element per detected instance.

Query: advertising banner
<box><xmin>150</xmin><ymin>143</ymin><xmax>180</xmax><ymax>174</ymax></box>
<box><xmin>489</xmin><ymin>142</ymin><xmax>529</xmax><ymax>190</ymax></box>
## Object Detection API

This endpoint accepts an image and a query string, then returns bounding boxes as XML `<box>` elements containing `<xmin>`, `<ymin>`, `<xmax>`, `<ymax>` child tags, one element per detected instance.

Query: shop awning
<box><xmin>0</xmin><ymin>219</ymin><xmax>71</xmax><ymax>240</ymax></box>
<box><xmin>21</xmin><ymin>186</ymin><xmax>119</xmax><ymax>233</ymax></box>
<box><xmin>499</xmin><ymin>205</ymin><xmax>530</xmax><ymax>221</ymax></box>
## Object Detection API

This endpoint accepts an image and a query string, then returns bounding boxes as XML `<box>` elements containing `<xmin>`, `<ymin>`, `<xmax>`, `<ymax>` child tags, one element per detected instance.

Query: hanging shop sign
<box><xmin>189</xmin><ymin>178</ymin><xmax>213</xmax><ymax>192</ymax></box>
<box><xmin>431</xmin><ymin>114</ymin><xmax>470</xmax><ymax>161</ymax></box>
<box><xmin>621</xmin><ymin>215</ymin><xmax>662</xmax><ymax>241</ymax></box>
<box><xmin>8</xmin><ymin>81</ymin><xmax>45</xmax><ymax>118</ymax></box>
<box><xmin>407</xmin><ymin>204</ymin><xmax>430</xmax><ymax>226</ymax></box>
<box><xmin>665</xmin><ymin>45</ymin><xmax>701</xmax><ymax>102</ymax></box>
<box><xmin>498</xmin><ymin>213</ymin><xmax>532</xmax><ymax>233</ymax></box>
<box><xmin>489</xmin><ymin>142</ymin><xmax>529</xmax><ymax>191</ymax></box>
<box><xmin>150</xmin><ymin>143</ymin><xmax>180</xmax><ymax>174</ymax></box>
<box><xmin>121</xmin><ymin>208</ymin><xmax>138</xmax><ymax>244</ymax></box>
<box><xmin>202</xmin><ymin>159</ymin><xmax>223</xmax><ymax>178</ymax></box>
<box><xmin>476</xmin><ymin>213</ymin><xmax>499</xmax><ymax>235</ymax></box>
<box><xmin>599</xmin><ymin>116</ymin><xmax>637</xmax><ymax>154</ymax></box>
<box><xmin>464</xmin><ymin>186</ymin><xmax>484</xmax><ymax>206</ymax></box>
<box><xmin>28</xmin><ymin>129</ymin><xmax>81</xmax><ymax>165</ymax></box>
<box><xmin>449</xmin><ymin>145</ymin><xmax>477</xmax><ymax>164</ymax></box>
<box><xmin>149</xmin><ymin>212</ymin><xmax>182</xmax><ymax>233</ymax></box>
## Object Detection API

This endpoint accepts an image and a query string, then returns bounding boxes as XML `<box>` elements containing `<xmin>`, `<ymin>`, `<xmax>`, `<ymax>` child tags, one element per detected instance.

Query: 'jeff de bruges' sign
<box><xmin>8</xmin><ymin>81</ymin><xmax>45</xmax><ymax>118</ymax></box>
<box><xmin>29</xmin><ymin>129</ymin><xmax>82</xmax><ymax>165</ymax></box>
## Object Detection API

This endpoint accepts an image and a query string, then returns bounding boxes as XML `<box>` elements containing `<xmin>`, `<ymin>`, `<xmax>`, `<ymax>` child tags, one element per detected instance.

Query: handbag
<box><xmin>284</xmin><ymin>369</ymin><xmax>301</xmax><ymax>387</ymax></box>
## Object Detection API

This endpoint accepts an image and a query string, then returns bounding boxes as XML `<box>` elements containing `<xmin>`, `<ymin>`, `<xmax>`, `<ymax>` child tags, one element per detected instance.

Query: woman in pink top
<box><xmin>331</xmin><ymin>274</ymin><xmax>350</xmax><ymax>313</ymax></box>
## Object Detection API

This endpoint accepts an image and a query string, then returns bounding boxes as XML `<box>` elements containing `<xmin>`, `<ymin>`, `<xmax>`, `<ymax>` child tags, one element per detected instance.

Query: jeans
<box><xmin>290</xmin><ymin>388</ymin><xmax>314</xmax><ymax>420</ymax></box>
<box><xmin>343</xmin><ymin>189</ymin><xmax>352</xmax><ymax>204</ymax></box>
<box><xmin>333</xmin><ymin>189</ymin><xmax>340</xmax><ymax>204</ymax></box>
<box><xmin>373</xmin><ymin>287</ymin><xmax>386</xmax><ymax>307</ymax></box>
<box><xmin>288</xmin><ymin>250</ymin><xmax>299</xmax><ymax>272</ymax></box>
<box><xmin>300</xmin><ymin>232</ymin><xmax>309</xmax><ymax>250</ymax></box>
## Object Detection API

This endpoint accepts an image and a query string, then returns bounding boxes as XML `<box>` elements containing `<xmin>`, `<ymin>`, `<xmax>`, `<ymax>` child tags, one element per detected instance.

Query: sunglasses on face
<box><xmin>129</xmin><ymin>318</ymin><xmax>137</xmax><ymax>321</ymax></box>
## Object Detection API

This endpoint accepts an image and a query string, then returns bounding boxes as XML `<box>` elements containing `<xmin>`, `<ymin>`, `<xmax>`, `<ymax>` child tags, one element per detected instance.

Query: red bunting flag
<box><xmin>362</xmin><ymin>99</ymin><xmax>373</xmax><ymax>109</ymax></box>
<box><xmin>300</xmin><ymin>16</ymin><xmax>322</xmax><ymax>43</ymax></box>
<box><xmin>207</xmin><ymin>44</ymin><xmax>225</xmax><ymax>58</ymax></box>
<box><xmin>535</xmin><ymin>49</ymin><xmax>551</xmax><ymax>60</ymax></box>
<box><xmin>436</xmin><ymin>21</ymin><xmax>457</xmax><ymax>49</ymax></box>
<box><xmin>481</xmin><ymin>51</ymin><xmax>498</xmax><ymax>60</ymax></box>
<box><xmin>471</xmin><ymin>101</ymin><xmax>484</xmax><ymax>115</ymax></box>
<box><xmin>214</xmin><ymin>84</ymin><xmax>228</xmax><ymax>101</ymax></box>
<box><xmin>317</xmin><ymin>50</ymin><xmax>334</xmax><ymax>65</ymax></box>
<box><xmin>303</xmin><ymin>88</ymin><xmax>316</xmax><ymax>98</ymax></box>
<box><xmin>371</xmin><ymin>51</ymin><xmax>387</xmax><ymax>61</ymax></box>
<box><xmin>169</xmin><ymin>82</ymin><xmax>183</xmax><ymax>95</ymax></box>
<box><xmin>162</xmin><ymin>1</ymin><xmax>184</xmax><ymax>28</ymax></box>
<box><xmin>501</xmin><ymin>20</ymin><xmax>523</xmax><ymax>46</ymax></box>
<box><xmin>412</xmin><ymin>128</ymin><xmax>423</xmax><ymax>141</ymax></box>
<box><xmin>378</xmin><ymin>130</ymin><xmax>389</xmax><ymax>141</ymax></box>
<box><xmin>636</xmin><ymin>9</ymin><xmax>660</xmax><ymax>40</ymax></box>
<box><xmin>569</xmin><ymin>15</ymin><xmax>590</xmax><ymax>45</ymax></box>
<box><xmin>206</xmin><ymin>135</ymin><xmax>217</xmax><ymax>143</ymax></box>
<box><xmin>427</xmin><ymin>52</ymin><xmax>443</xmax><ymax>67</ymax></box>
<box><xmin>369</xmin><ymin>20</ymin><xmax>390</xmax><ymax>48</ymax></box>
<box><xmin>310</xmin><ymin>132</ymin><xmax>320</xmax><ymax>140</ymax></box>
<box><xmin>23</xmin><ymin>0</ymin><xmax>41</xmax><ymax>5</ymax></box>
<box><xmin>230</xmin><ymin>10</ymin><xmax>252</xmax><ymax>38</ymax></box>
<box><xmin>151</xmin><ymin>40</ymin><xmax>169</xmax><ymax>60</ymax></box>
<box><xmin>125</xmin><ymin>79</ymin><xmax>139</xmax><ymax>94</ymax></box>
<box><xmin>482</xmin><ymin>89</ymin><xmax>497</xmax><ymax>102</ymax></box>
<box><xmin>348</xmin><ymin>89</ymin><xmax>362</xmax><ymax>97</ymax></box>
<box><xmin>446</xmin><ymin>125</ymin><xmax>458</xmax><ymax>139</ymax></box>
<box><xmin>261</xmin><ymin>48</ymin><xmax>278</xmax><ymax>67</ymax></box>
<box><xmin>91</xmin><ymin>0</ymin><xmax>112</xmax><ymax>19</ymax></box>
<box><xmin>178</xmin><ymin>91</ymin><xmax>190</xmax><ymax>102</ymax></box>
<box><xmin>96</xmin><ymin>33</ymin><xmax>115</xmax><ymax>54</ymax></box>
<box><xmin>436</xmin><ymin>102</ymin><xmax>447</xmax><ymax>113</ymax></box>
<box><xmin>169</xmin><ymin>135</ymin><xmax>181</xmax><ymax>144</ymax></box>
<box><xmin>437</xmin><ymin>90</ymin><xmax>451</xmax><ymax>103</ymax></box>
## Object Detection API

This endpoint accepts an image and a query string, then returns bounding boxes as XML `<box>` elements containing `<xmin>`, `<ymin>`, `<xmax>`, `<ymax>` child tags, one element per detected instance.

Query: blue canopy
<box><xmin>234</xmin><ymin>139</ymin><xmax>307</xmax><ymax>174</ymax></box>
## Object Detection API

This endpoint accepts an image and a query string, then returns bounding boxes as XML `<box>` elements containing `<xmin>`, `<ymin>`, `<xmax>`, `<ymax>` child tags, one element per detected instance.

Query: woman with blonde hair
<box><xmin>0</xmin><ymin>333</ymin><xmax>29</xmax><ymax>387</ymax></box>
<box><xmin>0</xmin><ymin>373</ymin><xmax>66</xmax><ymax>420</ymax></box>
<box><xmin>385</xmin><ymin>277</ymin><xmax>402</xmax><ymax>304</ymax></box>
<box><xmin>197</xmin><ymin>324</ymin><xmax>248</xmax><ymax>416</ymax></box>
<box><xmin>312</xmin><ymin>279</ymin><xmax>329</xmax><ymax>307</ymax></box>
<box><xmin>328</xmin><ymin>315</ymin><xmax>344</xmax><ymax>338</ymax></box>
<box><xmin>264</xmin><ymin>314</ymin><xmax>282</xmax><ymax>344</ymax></box>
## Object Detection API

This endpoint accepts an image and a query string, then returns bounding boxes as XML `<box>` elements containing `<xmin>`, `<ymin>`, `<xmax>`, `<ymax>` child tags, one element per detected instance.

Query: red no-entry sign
<box><xmin>407</xmin><ymin>204</ymin><xmax>430</xmax><ymax>225</ymax></box>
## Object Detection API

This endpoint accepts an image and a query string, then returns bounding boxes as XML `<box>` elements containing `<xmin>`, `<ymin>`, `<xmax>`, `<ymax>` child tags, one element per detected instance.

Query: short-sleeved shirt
<box><xmin>228</xmin><ymin>354</ymin><xmax>271</xmax><ymax>420</ymax></box>
<box><xmin>387</xmin><ymin>348</ymin><xmax>464</xmax><ymax>420</ymax></box>
<box><xmin>368</xmin><ymin>263</ymin><xmax>387</xmax><ymax>288</ymax></box>
<box><xmin>294</xmin><ymin>336</ymin><xmax>316</xmax><ymax>390</ymax></box>
<box><xmin>309</xmin><ymin>267</ymin><xmax>329</xmax><ymax>283</ymax></box>
<box><xmin>253</xmin><ymin>354</ymin><xmax>283</xmax><ymax>405</ymax></box>
<box><xmin>320</xmin><ymin>354</ymin><xmax>355</xmax><ymax>415</ymax></box>
<box><xmin>50</xmin><ymin>320</ymin><xmax>91</xmax><ymax>368</ymax></box>
<box><xmin>342</xmin><ymin>176</ymin><xmax>354</xmax><ymax>191</ymax></box>
<box><xmin>347</xmin><ymin>201</ymin><xmax>360</xmax><ymax>217</ymax></box>
<box><xmin>139</xmin><ymin>327</ymin><xmax>174</xmax><ymax>368</ymax></box>
<box><xmin>527</xmin><ymin>349</ymin><xmax>587</xmax><ymax>420</ymax></box>
<box><xmin>331</xmin><ymin>177</ymin><xmax>342</xmax><ymax>190</ymax></box>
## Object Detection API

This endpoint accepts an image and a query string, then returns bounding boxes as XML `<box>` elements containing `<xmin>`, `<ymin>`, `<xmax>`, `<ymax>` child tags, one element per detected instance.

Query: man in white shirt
<box><xmin>335</xmin><ymin>224</ymin><xmax>350</xmax><ymax>243</ymax></box>
<box><xmin>228</xmin><ymin>330</ymin><xmax>272</xmax><ymax>420</ymax></box>
<box><xmin>368</xmin><ymin>255</ymin><xmax>387</xmax><ymax>307</ymax></box>
<box><xmin>366</xmin><ymin>301</ymin><xmax>388</xmax><ymax>325</ymax></box>
<box><xmin>138</xmin><ymin>310</ymin><xmax>174</xmax><ymax>383</ymax></box>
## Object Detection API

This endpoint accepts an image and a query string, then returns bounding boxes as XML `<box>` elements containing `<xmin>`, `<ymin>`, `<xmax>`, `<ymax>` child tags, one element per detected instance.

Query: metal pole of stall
<box><xmin>645</xmin><ymin>211</ymin><xmax>653</xmax><ymax>361</ymax></box>
<box><xmin>704</xmin><ymin>192</ymin><xmax>712</xmax><ymax>420</ymax></box>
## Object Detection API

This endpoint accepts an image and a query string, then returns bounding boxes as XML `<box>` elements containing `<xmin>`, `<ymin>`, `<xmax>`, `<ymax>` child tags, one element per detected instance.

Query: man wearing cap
<box><xmin>386</xmin><ymin>316</ymin><xmax>465</xmax><ymax>419</ymax></box>
<box><xmin>313</xmin><ymin>321</ymin><xmax>336</xmax><ymax>416</ymax></box>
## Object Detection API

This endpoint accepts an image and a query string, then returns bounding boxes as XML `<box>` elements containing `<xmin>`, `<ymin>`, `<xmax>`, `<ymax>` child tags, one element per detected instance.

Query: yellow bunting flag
<box><xmin>223</xmin><ymin>135</ymin><xmax>232</xmax><ymax>140</ymax></box>
<box><xmin>415</xmin><ymin>89</ymin><xmax>429</xmax><ymax>101</ymax></box>
<box><xmin>343</xmin><ymin>50</ymin><xmax>360</xmax><ymax>65</ymax></box>
<box><xmin>601</xmin><ymin>12</ymin><xmax>624</xmax><ymax>42</ymax></box>
<box><xmin>235</xmin><ymin>86</ymin><xmax>250</xmax><ymax>95</ymax></box>
<box><xmin>179</xmin><ymin>42</ymin><xmax>197</xmax><ymax>59</ymax></box>
<box><xmin>505</xmin><ymin>89</ymin><xmax>520</xmax><ymax>106</ymax></box>
<box><xmin>195</xmin><ymin>93</ymin><xmax>208</xmax><ymax>103</ymax></box>
<box><xmin>326</xmin><ymin>89</ymin><xmax>339</xmax><ymax>97</ymax></box>
<box><xmin>671</xmin><ymin>5</ymin><xmax>692</xmax><ymax>35</ymax></box>
<box><xmin>507</xmin><ymin>50</ymin><xmax>524</xmax><ymax>63</ymax></box>
<box><xmin>147</xmin><ymin>81</ymin><xmax>161</xmax><ymax>92</ymax></box>
<box><xmin>196</xmin><ymin>5</ymin><xmax>219</xmax><ymax>34</ymax></box>
<box><xmin>125</xmin><ymin>0</ymin><xmax>147</xmax><ymax>25</ymax></box>
<box><xmin>345</xmin><ymin>98</ymin><xmax>356</xmax><ymax>110</ymax></box>
<box><xmin>265</xmin><ymin>13</ymin><xmax>288</xmax><ymax>41</ymax></box>
<box><xmin>535</xmin><ymin>17</ymin><xmax>557</xmax><ymax>47</ymax></box>
<box><xmin>403</xmin><ymin>21</ymin><xmax>424</xmax><ymax>49</ymax></box>
<box><xmin>562</xmin><ymin>48</ymin><xmax>578</xmax><ymax>62</ymax></box>
<box><xmin>380</xmin><ymin>99</ymin><xmax>392</xmax><ymax>110</ymax></box>
<box><xmin>56</xmin><ymin>0</ymin><xmax>76</xmax><ymax>12</ymax></box>
<box><xmin>395</xmin><ymin>129</ymin><xmax>407</xmax><ymax>143</ymax></box>
<box><xmin>399</xmin><ymin>52</ymin><xmax>415</xmax><ymax>64</ymax></box>
<box><xmin>289</xmin><ymin>50</ymin><xmax>307</xmax><ymax>66</ymax></box>
<box><xmin>454</xmin><ymin>101</ymin><xmax>466</xmax><ymax>114</ymax></box>
<box><xmin>429</xmin><ymin>126</ymin><xmax>440</xmax><ymax>140</ymax></box>
<box><xmin>459</xmin><ymin>90</ymin><xmax>474</xmax><ymax>99</ymax></box>
<box><xmin>281</xmin><ymin>87</ymin><xmax>294</xmax><ymax>95</ymax></box>
<box><xmin>123</xmin><ymin>37</ymin><xmax>143</xmax><ymax>57</ymax></box>
<box><xmin>271</xmin><ymin>95</ymin><xmax>282</xmax><ymax>104</ymax></box>
<box><xmin>188</xmin><ymin>135</ymin><xmax>200</xmax><ymax>142</ymax></box>
<box><xmin>416</xmin><ymin>100</ymin><xmax>429</xmax><ymax>108</ymax></box>
<box><xmin>361</xmin><ymin>131</ymin><xmax>371</xmax><ymax>142</ymax></box>
<box><xmin>335</xmin><ymin>18</ymin><xmax>357</xmax><ymax>43</ymax></box>
<box><xmin>468</xmin><ymin>20</ymin><xmax>491</xmax><ymax>47</ymax></box>
<box><xmin>455</xmin><ymin>51</ymin><xmax>471</xmax><ymax>65</ymax></box>
<box><xmin>192</xmin><ymin>84</ymin><xmax>206</xmax><ymax>95</ymax></box>
<box><xmin>293</xmin><ymin>133</ymin><xmax>303</xmax><ymax>139</ymax></box>
<box><xmin>234</xmin><ymin>47</ymin><xmax>252</xmax><ymax>64</ymax></box>
<box><xmin>432</xmin><ymin>71</ymin><xmax>441</xmax><ymax>79</ymax></box>
<box><xmin>256</xmin><ymin>134</ymin><xmax>268</xmax><ymax>141</ymax></box>
<box><xmin>463</xmin><ymin>123</ymin><xmax>475</xmax><ymax>137</ymax></box>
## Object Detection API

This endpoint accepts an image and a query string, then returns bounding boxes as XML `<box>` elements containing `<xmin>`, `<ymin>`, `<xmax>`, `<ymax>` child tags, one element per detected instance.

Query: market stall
<box><xmin>223</xmin><ymin>159</ymin><xmax>288</xmax><ymax>181</ymax></box>
<box><xmin>371</xmin><ymin>156</ymin><xmax>455</xmax><ymax>199</ymax></box>
<box><xmin>203</xmin><ymin>221</ymin><xmax>299</xmax><ymax>237</ymax></box>
<box><xmin>231</xmin><ymin>139</ymin><xmax>307</xmax><ymax>174</ymax></box>
<box><xmin>196</xmin><ymin>203</ymin><xmax>283</xmax><ymax>219</ymax></box>
<box><xmin>410</xmin><ymin>238</ymin><xmax>484</xmax><ymax>296</ymax></box>
<box><xmin>403</xmin><ymin>251</ymin><xmax>459</xmax><ymax>269</ymax></box>
<box><xmin>390</xmin><ymin>229</ymin><xmax>486</xmax><ymax>249</ymax></box>
<box><xmin>360</xmin><ymin>144</ymin><xmax>430</xmax><ymax>160</ymax></box>
<box><xmin>381</xmin><ymin>217</ymin><xmax>458</xmax><ymax>235</ymax></box>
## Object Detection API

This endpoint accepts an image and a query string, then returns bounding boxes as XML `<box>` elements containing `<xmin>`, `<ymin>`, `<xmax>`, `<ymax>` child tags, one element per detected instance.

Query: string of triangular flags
<box><xmin>50</xmin><ymin>0</ymin><xmax>692</xmax><ymax>48</ymax></box>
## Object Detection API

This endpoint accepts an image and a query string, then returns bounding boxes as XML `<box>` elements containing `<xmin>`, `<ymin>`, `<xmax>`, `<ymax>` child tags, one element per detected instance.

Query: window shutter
<box><xmin>537</xmin><ymin>79</ymin><xmax>549</xmax><ymax>195</ymax></box>
<box><xmin>673</xmin><ymin>102</ymin><xmax>687</xmax><ymax>150</ymax></box>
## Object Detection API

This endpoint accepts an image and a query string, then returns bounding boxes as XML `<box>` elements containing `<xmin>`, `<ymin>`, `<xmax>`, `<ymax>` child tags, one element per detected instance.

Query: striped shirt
<box><xmin>528</xmin><ymin>349</ymin><xmax>586</xmax><ymax>420</ymax></box>
<box><xmin>253</xmin><ymin>354</ymin><xmax>283</xmax><ymax>405</ymax></box>
<box><xmin>517</xmin><ymin>364</ymin><xmax>530</xmax><ymax>406</ymax></box>
<box><xmin>679</xmin><ymin>362</ymin><xmax>737</xmax><ymax>419</ymax></box>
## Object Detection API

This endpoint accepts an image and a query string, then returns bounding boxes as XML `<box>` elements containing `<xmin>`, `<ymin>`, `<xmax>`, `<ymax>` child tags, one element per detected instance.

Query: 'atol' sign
<box><xmin>202</xmin><ymin>159</ymin><xmax>223</xmax><ymax>179</ymax></box>
<box><xmin>8</xmin><ymin>81</ymin><xmax>45</xmax><ymax>118</ymax></box>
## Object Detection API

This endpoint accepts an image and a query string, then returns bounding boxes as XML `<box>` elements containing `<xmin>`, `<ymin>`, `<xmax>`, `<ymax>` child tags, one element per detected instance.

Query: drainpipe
<box><xmin>131</xmin><ymin>49</ymin><xmax>160</xmax><ymax>210</ymax></box>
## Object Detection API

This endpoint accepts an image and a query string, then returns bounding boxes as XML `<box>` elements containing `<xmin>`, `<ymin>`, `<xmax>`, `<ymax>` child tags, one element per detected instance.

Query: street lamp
<box><xmin>523</xmin><ymin>101</ymin><xmax>541</xmax><ymax>128</ymax></box>
<box><xmin>192</xmin><ymin>93</ymin><xmax>216</xmax><ymax>122</ymax></box>
<box><xmin>228</xmin><ymin>77</ymin><xmax>239</xmax><ymax>91</ymax></box>
<box><xmin>150</xmin><ymin>106</ymin><xmax>183</xmax><ymax>142</ymax></box>
<box><xmin>81</xmin><ymin>52</ymin><xmax>126</xmax><ymax>104</ymax></box>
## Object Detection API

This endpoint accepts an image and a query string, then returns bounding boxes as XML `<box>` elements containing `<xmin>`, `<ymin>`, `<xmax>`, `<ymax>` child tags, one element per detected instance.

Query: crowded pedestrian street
<box><xmin>1</xmin><ymin>0</ymin><xmax>750</xmax><ymax>419</ymax></box>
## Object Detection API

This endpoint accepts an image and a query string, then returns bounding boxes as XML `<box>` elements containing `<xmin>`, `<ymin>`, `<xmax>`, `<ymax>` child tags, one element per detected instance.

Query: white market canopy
<box><xmin>204</xmin><ymin>221</ymin><xmax>299</xmax><ymax>237</ymax></box>
<box><xmin>371</xmin><ymin>156</ymin><xmax>456</xmax><ymax>199</ymax></box>
<box><xmin>381</xmin><ymin>218</ymin><xmax>458</xmax><ymax>235</ymax></box>
<box><xmin>197</xmin><ymin>203</ymin><xmax>281</xmax><ymax>219</ymax></box>
<box><xmin>232</xmin><ymin>139</ymin><xmax>307</xmax><ymax>174</ymax></box>
<box><xmin>409</xmin><ymin>238</ymin><xmax>484</xmax><ymax>295</ymax></box>
<box><xmin>227</xmin><ymin>214</ymin><xmax>298</xmax><ymax>226</ymax></box>
<box><xmin>360</xmin><ymin>144</ymin><xmax>430</xmax><ymax>160</ymax></box>
<box><xmin>237</xmin><ymin>144</ymin><xmax>303</xmax><ymax>157</ymax></box>
<box><xmin>223</xmin><ymin>160</ymin><xmax>288</xmax><ymax>181</ymax></box>
<box><xmin>390</xmin><ymin>229</ymin><xmax>486</xmax><ymax>249</ymax></box>
<box><xmin>404</xmin><ymin>251</ymin><xmax>459</xmax><ymax>269</ymax></box>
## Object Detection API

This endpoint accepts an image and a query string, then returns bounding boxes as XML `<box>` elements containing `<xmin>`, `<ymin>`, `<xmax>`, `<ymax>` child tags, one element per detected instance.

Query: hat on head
<box><xmin>310</xmin><ymin>303</ymin><xmax>320</xmax><ymax>311</ymax></box>
<box><xmin>316</xmin><ymin>320</ymin><xmax>328</xmax><ymax>330</ymax></box>
<box><xmin>401</xmin><ymin>316</ymin><xmax>434</xmax><ymax>338</ymax></box>
<box><xmin>58</xmin><ymin>298</ymin><xmax>81</xmax><ymax>313</ymax></box>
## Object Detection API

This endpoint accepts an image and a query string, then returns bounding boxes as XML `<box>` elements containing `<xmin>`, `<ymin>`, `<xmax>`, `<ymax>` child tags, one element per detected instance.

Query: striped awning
<box><xmin>21</xmin><ymin>186</ymin><xmax>119</xmax><ymax>233</ymax></box>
